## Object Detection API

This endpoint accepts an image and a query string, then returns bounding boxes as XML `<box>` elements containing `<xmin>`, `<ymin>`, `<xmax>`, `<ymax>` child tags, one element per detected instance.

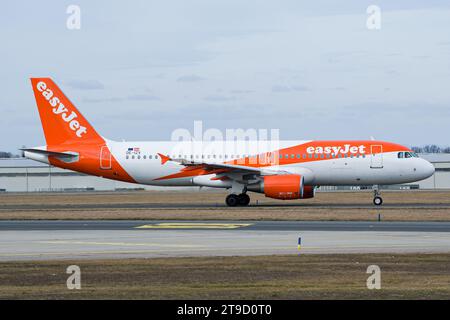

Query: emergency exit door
<box><xmin>370</xmin><ymin>145</ymin><xmax>383</xmax><ymax>168</ymax></box>
<box><xmin>100</xmin><ymin>146</ymin><xmax>112</xmax><ymax>170</ymax></box>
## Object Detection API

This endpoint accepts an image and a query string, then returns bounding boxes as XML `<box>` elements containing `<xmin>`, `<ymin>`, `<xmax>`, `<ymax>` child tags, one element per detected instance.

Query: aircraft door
<box><xmin>100</xmin><ymin>146</ymin><xmax>112</xmax><ymax>170</ymax></box>
<box><xmin>370</xmin><ymin>145</ymin><xmax>383</xmax><ymax>168</ymax></box>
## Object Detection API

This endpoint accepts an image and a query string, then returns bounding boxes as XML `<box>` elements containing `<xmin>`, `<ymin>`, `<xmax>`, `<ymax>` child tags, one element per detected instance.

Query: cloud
<box><xmin>82</xmin><ymin>97</ymin><xmax>123</xmax><ymax>103</ymax></box>
<box><xmin>271</xmin><ymin>85</ymin><xmax>309</xmax><ymax>93</ymax></box>
<box><xmin>65</xmin><ymin>79</ymin><xmax>105</xmax><ymax>90</ymax></box>
<box><xmin>82</xmin><ymin>94</ymin><xmax>160</xmax><ymax>104</ymax></box>
<box><xmin>437</xmin><ymin>41</ymin><xmax>450</xmax><ymax>46</ymax></box>
<box><xmin>230</xmin><ymin>89</ymin><xmax>254</xmax><ymax>94</ymax></box>
<box><xmin>176</xmin><ymin>75</ymin><xmax>204</xmax><ymax>82</ymax></box>
<box><xmin>127</xmin><ymin>94</ymin><xmax>160</xmax><ymax>101</ymax></box>
<box><xmin>204</xmin><ymin>95</ymin><xmax>236</xmax><ymax>102</ymax></box>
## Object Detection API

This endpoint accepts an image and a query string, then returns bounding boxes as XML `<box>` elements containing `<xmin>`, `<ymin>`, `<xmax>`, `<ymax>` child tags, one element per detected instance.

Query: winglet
<box><xmin>158</xmin><ymin>153</ymin><xmax>171</xmax><ymax>165</ymax></box>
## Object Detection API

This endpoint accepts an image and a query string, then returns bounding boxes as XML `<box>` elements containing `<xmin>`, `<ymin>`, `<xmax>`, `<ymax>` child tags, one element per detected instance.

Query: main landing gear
<box><xmin>373</xmin><ymin>186</ymin><xmax>383</xmax><ymax>206</ymax></box>
<box><xmin>226</xmin><ymin>193</ymin><xmax>250</xmax><ymax>207</ymax></box>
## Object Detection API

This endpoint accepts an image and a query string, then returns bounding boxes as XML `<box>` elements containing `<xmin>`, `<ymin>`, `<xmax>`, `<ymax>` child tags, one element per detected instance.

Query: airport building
<box><xmin>0</xmin><ymin>158</ymin><xmax>151</xmax><ymax>192</ymax></box>
<box><xmin>0</xmin><ymin>154</ymin><xmax>449</xmax><ymax>192</ymax></box>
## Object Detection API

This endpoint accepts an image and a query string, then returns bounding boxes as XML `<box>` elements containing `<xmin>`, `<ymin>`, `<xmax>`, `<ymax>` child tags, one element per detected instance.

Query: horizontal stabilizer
<box><xmin>21</xmin><ymin>148</ymin><xmax>79</xmax><ymax>163</ymax></box>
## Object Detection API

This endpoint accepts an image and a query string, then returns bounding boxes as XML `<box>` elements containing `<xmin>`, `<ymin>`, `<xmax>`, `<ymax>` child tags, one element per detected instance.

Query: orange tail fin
<box><xmin>30</xmin><ymin>78</ymin><xmax>103</xmax><ymax>146</ymax></box>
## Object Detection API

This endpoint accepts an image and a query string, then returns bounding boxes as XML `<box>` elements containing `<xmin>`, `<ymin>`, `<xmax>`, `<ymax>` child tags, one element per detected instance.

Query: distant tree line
<box><xmin>411</xmin><ymin>145</ymin><xmax>450</xmax><ymax>154</ymax></box>
<box><xmin>0</xmin><ymin>151</ymin><xmax>20</xmax><ymax>158</ymax></box>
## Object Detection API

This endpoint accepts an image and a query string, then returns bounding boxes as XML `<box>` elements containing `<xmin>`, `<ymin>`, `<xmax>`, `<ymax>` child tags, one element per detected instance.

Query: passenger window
<box><xmin>143</xmin><ymin>155</ymin><xmax>146</xmax><ymax>159</ymax></box>
<box><xmin>149</xmin><ymin>155</ymin><xmax>152</xmax><ymax>159</ymax></box>
<box><xmin>126</xmin><ymin>155</ymin><xmax>129</xmax><ymax>159</ymax></box>
<box><xmin>131</xmin><ymin>155</ymin><xmax>135</xmax><ymax>159</ymax></box>
<box><xmin>155</xmin><ymin>155</ymin><xmax>158</xmax><ymax>159</ymax></box>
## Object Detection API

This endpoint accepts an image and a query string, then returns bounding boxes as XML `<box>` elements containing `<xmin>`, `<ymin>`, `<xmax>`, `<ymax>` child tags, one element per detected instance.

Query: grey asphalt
<box><xmin>1</xmin><ymin>220</ymin><xmax>450</xmax><ymax>232</ymax></box>
<box><xmin>0</xmin><ymin>220</ymin><xmax>449</xmax><ymax>261</ymax></box>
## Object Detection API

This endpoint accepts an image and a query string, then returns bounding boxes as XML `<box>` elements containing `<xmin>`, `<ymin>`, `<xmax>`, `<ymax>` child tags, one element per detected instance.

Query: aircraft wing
<box><xmin>157</xmin><ymin>153</ymin><xmax>288</xmax><ymax>176</ymax></box>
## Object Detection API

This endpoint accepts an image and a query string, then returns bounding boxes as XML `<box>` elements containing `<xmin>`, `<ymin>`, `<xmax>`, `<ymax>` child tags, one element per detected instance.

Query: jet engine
<box><xmin>247</xmin><ymin>174</ymin><xmax>315</xmax><ymax>200</ymax></box>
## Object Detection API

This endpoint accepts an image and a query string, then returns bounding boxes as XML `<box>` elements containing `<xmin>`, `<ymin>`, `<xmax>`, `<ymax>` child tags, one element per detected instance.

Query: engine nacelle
<box><xmin>301</xmin><ymin>185</ymin><xmax>315</xmax><ymax>199</ymax></box>
<box><xmin>247</xmin><ymin>174</ymin><xmax>315</xmax><ymax>200</ymax></box>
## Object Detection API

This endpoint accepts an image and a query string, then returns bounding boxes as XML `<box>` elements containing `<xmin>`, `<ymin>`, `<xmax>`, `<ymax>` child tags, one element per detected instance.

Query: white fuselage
<box><xmin>104</xmin><ymin>140</ymin><xmax>435</xmax><ymax>187</ymax></box>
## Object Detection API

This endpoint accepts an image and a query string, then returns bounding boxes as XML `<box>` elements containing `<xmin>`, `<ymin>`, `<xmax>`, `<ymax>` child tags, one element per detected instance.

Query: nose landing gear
<box><xmin>225</xmin><ymin>193</ymin><xmax>250</xmax><ymax>207</ymax></box>
<box><xmin>373</xmin><ymin>186</ymin><xmax>383</xmax><ymax>206</ymax></box>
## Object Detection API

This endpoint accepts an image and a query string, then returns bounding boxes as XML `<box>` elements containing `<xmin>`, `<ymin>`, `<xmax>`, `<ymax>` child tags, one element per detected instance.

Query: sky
<box><xmin>1</xmin><ymin>0</ymin><xmax>450</xmax><ymax>153</ymax></box>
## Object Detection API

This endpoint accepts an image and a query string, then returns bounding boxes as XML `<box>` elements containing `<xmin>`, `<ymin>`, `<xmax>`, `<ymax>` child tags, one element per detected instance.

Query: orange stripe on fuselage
<box><xmin>229</xmin><ymin>140</ymin><xmax>411</xmax><ymax>168</ymax></box>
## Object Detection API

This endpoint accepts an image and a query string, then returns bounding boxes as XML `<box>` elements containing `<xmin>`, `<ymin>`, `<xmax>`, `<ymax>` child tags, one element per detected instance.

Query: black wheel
<box><xmin>226</xmin><ymin>194</ymin><xmax>239</xmax><ymax>207</ymax></box>
<box><xmin>373</xmin><ymin>196</ymin><xmax>383</xmax><ymax>206</ymax></box>
<box><xmin>238</xmin><ymin>193</ymin><xmax>250</xmax><ymax>206</ymax></box>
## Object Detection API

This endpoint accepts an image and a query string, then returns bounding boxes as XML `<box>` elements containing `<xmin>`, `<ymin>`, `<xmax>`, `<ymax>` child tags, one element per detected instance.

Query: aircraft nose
<box><xmin>420</xmin><ymin>159</ymin><xmax>435</xmax><ymax>179</ymax></box>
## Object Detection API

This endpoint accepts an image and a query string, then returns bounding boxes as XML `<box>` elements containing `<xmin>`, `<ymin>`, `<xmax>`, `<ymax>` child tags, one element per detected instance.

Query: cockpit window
<box><xmin>398</xmin><ymin>151</ymin><xmax>419</xmax><ymax>158</ymax></box>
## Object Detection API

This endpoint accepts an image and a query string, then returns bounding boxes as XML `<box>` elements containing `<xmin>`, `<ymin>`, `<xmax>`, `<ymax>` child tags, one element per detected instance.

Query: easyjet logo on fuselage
<box><xmin>36</xmin><ymin>81</ymin><xmax>87</xmax><ymax>138</ymax></box>
<box><xmin>306</xmin><ymin>144</ymin><xmax>366</xmax><ymax>155</ymax></box>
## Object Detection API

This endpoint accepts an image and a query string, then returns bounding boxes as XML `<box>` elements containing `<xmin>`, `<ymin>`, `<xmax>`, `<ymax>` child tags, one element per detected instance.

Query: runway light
<box><xmin>297</xmin><ymin>236</ymin><xmax>302</xmax><ymax>251</ymax></box>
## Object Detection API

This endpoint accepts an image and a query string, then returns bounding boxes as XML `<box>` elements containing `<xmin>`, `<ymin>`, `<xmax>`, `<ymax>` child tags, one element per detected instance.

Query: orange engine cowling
<box><xmin>252</xmin><ymin>174</ymin><xmax>315</xmax><ymax>200</ymax></box>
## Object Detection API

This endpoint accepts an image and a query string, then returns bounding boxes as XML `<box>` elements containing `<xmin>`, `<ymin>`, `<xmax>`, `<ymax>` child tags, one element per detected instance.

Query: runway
<box><xmin>0</xmin><ymin>220</ymin><xmax>449</xmax><ymax>261</ymax></box>
<box><xmin>2</xmin><ymin>220</ymin><xmax>450</xmax><ymax>232</ymax></box>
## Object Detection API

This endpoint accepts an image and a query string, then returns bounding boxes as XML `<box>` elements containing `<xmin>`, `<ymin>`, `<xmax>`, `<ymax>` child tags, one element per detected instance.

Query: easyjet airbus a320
<box><xmin>24</xmin><ymin>78</ymin><xmax>435</xmax><ymax>206</ymax></box>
